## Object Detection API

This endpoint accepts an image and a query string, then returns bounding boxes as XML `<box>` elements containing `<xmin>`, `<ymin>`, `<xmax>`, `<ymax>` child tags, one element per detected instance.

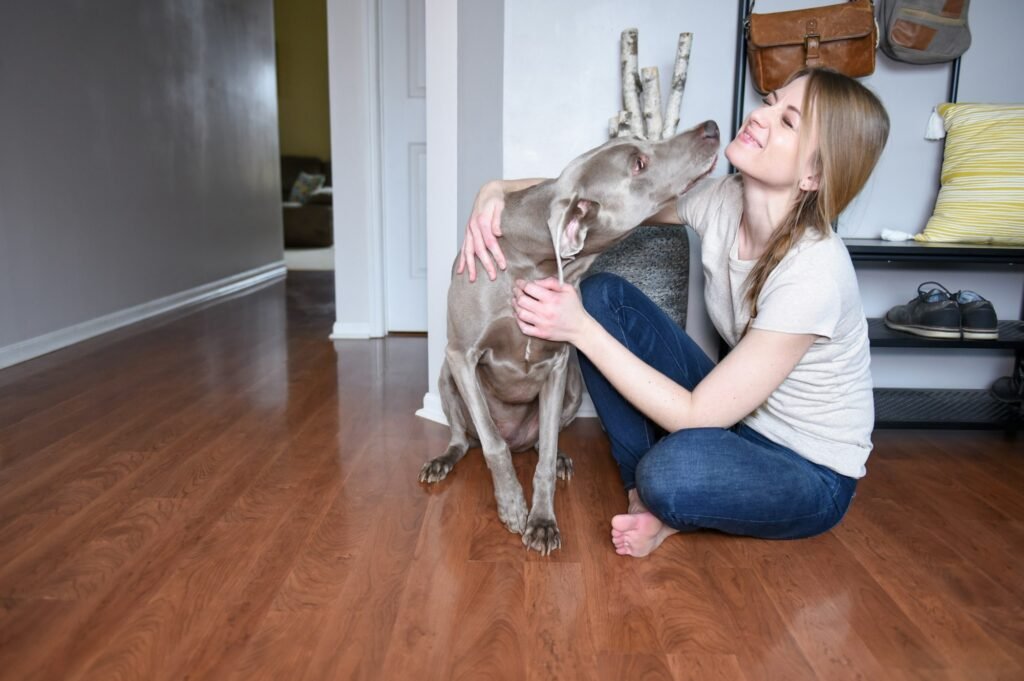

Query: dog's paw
<box><xmin>496</xmin><ymin>494</ymin><xmax>528</xmax><ymax>535</ymax></box>
<box><xmin>556</xmin><ymin>452</ymin><xmax>574</xmax><ymax>482</ymax></box>
<box><xmin>419</xmin><ymin>457</ymin><xmax>453</xmax><ymax>484</ymax></box>
<box><xmin>523</xmin><ymin>516</ymin><xmax>561</xmax><ymax>556</ymax></box>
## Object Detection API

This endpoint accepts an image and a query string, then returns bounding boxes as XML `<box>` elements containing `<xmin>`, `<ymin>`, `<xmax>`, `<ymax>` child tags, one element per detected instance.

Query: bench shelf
<box><xmin>845</xmin><ymin>238</ymin><xmax>1024</xmax><ymax>431</ymax></box>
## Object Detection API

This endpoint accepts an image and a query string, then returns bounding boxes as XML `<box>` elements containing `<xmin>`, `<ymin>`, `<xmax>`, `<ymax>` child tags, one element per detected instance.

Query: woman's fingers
<box><xmin>461</xmin><ymin>227</ymin><xmax>478</xmax><ymax>282</ymax></box>
<box><xmin>469</xmin><ymin>215</ymin><xmax>498</xmax><ymax>281</ymax></box>
<box><xmin>481</xmin><ymin>206</ymin><xmax>507</xmax><ymax>271</ymax></box>
<box><xmin>513</xmin><ymin>305</ymin><xmax>545</xmax><ymax>338</ymax></box>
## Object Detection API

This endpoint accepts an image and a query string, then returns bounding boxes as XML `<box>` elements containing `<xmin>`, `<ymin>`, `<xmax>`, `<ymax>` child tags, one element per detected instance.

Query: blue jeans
<box><xmin>578</xmin><ymin>273</ymin><xmax>857</xmax><ymax>540</ymax></box>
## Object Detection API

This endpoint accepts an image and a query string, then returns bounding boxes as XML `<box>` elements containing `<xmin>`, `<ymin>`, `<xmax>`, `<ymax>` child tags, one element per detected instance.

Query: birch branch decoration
<box><xmin>610</xmin><ymin>29</ymin><xmax>693</xmax><ymax>141</ymax></box>
<box><xmin>662</xmin><ymin>32</ymin><xmax>693</xmax><ymax>139</ymax></box>
<box><xmin>640</xmin><ymin>66</ymin><xmax>663</xmax><ymax>140</ymax></box>
<box><xmin>619</xmin><ymin>29</ymin><xmax>645</xmax><ymax>138</ymax></box>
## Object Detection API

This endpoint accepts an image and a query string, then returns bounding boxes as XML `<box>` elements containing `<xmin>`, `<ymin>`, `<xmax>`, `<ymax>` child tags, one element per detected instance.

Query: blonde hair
<box><xmin>744</xmin><ymin>67</ymin><xmax>890</xmax><ymax>324</ymax></box>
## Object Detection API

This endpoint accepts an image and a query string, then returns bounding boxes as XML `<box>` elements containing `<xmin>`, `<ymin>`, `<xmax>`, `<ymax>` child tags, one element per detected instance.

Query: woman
<box><xmin>459</xmin><ymin>67</ymin><xmax>890</xmax><ymax>557</ymax></box>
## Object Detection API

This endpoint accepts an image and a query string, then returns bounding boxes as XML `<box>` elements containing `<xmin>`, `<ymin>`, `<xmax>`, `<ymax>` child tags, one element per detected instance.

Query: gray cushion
<box><xmin>586</xmin><ymin>225</ymin><xmax>690</xmax><ymax>329</ymax></box>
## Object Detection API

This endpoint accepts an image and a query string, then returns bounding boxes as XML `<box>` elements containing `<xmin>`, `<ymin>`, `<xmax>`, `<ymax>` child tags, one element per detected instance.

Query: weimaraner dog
<box><xmin>420</xmin><ymin>120</ymin><xmax>721</xmax><ymax>555</ymax></box>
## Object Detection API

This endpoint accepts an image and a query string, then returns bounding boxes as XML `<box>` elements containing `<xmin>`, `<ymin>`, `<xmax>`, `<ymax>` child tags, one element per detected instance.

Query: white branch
<box><xmin>662</xmin><ymin>32</ymin><xmax>693</xmax><ymax>139</ymax></box>
<box><xmin>618</xmin><ymin>111</ymin><xmax>634</xmax><ymax>137</ymax></box>
<box><xmin>641</xmin><ymin>66</ymin><xmax>662</xmax><ymax>141</ymax></box>
<box><xmin>620</xmin><ymin>28</ymin><xmax>645</xmax><ymax>138</ymax></box>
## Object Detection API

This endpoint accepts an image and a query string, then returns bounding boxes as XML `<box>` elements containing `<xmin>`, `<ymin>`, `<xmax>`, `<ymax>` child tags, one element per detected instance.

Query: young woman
<box><xmin>459</xmin><ymin>67</ymin><xmax>890</xmax><ymax>557</ymax></box>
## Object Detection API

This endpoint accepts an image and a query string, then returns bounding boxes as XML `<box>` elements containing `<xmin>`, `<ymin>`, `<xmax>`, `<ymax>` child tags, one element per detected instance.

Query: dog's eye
<box><xmin>632</xmin><ymin>154</ymin><xmax>648</xmax><ymax>174</ymax></box>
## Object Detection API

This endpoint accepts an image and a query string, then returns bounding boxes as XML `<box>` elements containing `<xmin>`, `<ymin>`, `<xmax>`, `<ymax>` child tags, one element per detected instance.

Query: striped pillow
<box><xmin>916</xmin><ymin>103</ymin><xmax>1024</xmax><ymax>245</ymax></box>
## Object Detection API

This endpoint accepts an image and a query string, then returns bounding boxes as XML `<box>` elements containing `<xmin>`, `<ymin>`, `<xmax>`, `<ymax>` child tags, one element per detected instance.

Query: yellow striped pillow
<box><xmin>916</xmin><ymin>103</ymin><xmax>1024</xmax><ymax>245</ymax></box>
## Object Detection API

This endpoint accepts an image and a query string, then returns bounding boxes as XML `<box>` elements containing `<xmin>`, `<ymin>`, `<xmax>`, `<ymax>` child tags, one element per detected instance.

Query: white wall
<box><xmin>502</xmin><ymin>0</ymin><xmax>1024</xmax><ymax>390</ymax></box>
<box><xmin>503</xmin><ymin>1</ymin><xmax>736</xmax><ymax>180</ymax></box>
<box><xmin>417</xmin><ymin>0</ymin><xmax>461</xmax><ymax>423</ymax></box>
<box><xmin>327</xmin><ymin>0</ymin><xmax>385</xmax><ymax>339</ymax></box>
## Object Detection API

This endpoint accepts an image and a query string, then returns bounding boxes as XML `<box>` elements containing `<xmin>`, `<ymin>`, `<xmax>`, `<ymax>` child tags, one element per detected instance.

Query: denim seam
<box><xmin>663</xmin><ymin>505</ymin><xmax>834</xmax><ymax>527</ymax></box>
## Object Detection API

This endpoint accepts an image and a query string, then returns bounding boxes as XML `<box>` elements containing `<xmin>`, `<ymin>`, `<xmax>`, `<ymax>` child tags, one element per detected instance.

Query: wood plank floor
<box><xmin>1</xmin><ymin>271</ymin><xmax>1022</xmax><ymax>681</ymax></box>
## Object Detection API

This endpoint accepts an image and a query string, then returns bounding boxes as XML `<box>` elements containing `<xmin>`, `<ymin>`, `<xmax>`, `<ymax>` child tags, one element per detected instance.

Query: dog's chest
<box><xmin>475</xmin><ymin>316</ymin><xmax>565</xmax><ymax>402</ymax></box>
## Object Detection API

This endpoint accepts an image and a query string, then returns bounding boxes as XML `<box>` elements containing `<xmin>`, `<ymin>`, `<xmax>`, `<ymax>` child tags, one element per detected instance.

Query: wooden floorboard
<box><xmin>1</xmin><ymin>271</ymin><xmax>1022</xmax><ymax>680</ymax></box>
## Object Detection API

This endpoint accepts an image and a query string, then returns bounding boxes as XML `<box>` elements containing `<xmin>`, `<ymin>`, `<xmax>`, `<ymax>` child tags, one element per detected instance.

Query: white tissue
<box><xmin>880</xmin><ymin>229</ymin><xmax>916</xmax><ymax>242</ymax></box>
<box><xmin>925</xmin><ymin>106</ymin><xmax>947</xmax><ymax>140</ymax></box>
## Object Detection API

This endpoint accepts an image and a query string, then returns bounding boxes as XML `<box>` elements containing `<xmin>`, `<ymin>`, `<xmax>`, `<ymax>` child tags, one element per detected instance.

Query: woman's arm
<box><xmin>458</xmin><ymin>178</ymin><xmax>548</xmax><ymax>281</ymax></box>
<box><xmin>575</xmin><ymin>319</ymin><xmax>814</xmax><ymax>431</ymax></box>
<box><xmin>513</xmin><ymin>278</ymin><xmax>815</xmax><ymax>431</ymax></box>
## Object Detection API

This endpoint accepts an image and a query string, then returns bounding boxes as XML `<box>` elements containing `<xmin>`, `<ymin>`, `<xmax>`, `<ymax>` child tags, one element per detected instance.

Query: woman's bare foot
<box><xmin>611</xmin><ymin>490</ymin><xmax>679</xmax><ymax>557</ymax></box>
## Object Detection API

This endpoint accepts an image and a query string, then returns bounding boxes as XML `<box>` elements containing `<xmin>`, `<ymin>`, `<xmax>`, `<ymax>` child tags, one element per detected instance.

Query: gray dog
<box><xmin>420</xmin><ymin>121</ymin><xmax>720</xmax><ymax>555</ymax></box>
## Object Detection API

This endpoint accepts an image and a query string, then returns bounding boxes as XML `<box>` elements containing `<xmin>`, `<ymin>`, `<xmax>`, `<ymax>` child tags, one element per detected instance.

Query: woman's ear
<box><xmin>800</xmin><ymin>174</ymin><xmax>820</xmax><ymax>192</ymax></box>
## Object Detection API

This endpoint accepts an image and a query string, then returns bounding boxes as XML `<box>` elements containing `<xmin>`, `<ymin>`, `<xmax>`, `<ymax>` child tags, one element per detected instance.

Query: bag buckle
<box><xmin>804</xmin><ymin>19</ymin><xmax>822</xmax><ymax>64</ymax></box>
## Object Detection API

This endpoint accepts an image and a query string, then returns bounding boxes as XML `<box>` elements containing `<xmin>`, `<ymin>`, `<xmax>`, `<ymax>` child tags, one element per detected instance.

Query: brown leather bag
<box><xmin>746</xmin><ymin>0</ymin><xmax>879</xmax><ymax>94</ymax></box>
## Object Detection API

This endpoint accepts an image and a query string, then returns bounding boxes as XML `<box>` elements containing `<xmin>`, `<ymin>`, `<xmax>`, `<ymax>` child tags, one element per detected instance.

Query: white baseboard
<box><xmin>415</xmin><ymin>389</ymin><xmax>598</xmax><ymax>426</ymax></box>
<box><xmin>415</xmin><ymin>391</ymin><xmax>448</xmax><ymax>425</ymax></box>
<box><xmin>329</xmin><ymin>322</ymin><xmax>384</xmax><ymax>340</ymax></box>
<box><xmin>0</xmin><ymin>261</ymin><xmax>286</xmax><ymax>371</ymax></box>
<box><xmin>577</xmin><ymin>392</ymin><xmax>597</xmax><ymax>418</ymax></box>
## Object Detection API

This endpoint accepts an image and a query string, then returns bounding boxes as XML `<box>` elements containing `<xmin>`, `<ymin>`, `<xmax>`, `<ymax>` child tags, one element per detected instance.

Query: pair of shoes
<box><xmin>884</xmin><ymin>281</ymin><xmax>999</xmax><ymax>340</ymax></box>
<box><xmin>990</xmin><ymin>363</ymin><xmax>1024</xmax><ymax>405</ymax></box>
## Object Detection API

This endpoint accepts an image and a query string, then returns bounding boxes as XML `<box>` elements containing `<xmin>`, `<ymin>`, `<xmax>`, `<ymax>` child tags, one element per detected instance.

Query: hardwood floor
<box><xmin>1</xmin><ymin>271</ymin><xmax>1022</xmax><ymax>680</ymax></box>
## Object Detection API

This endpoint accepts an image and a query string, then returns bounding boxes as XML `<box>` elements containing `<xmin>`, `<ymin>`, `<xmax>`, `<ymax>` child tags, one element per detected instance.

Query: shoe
<box><xmin>990</xmin><ymin>363</ymin><xmax>1024</xmax><ymax>404</ymax></box>
<box><xmin>955</xmin><ymin>289</ymin><xmax>999</xmax><ymax>340</ymax></box>
<box><xmin>884</xmin><ymin>282</ymin><xmax>961</xmax><ymax>339</ymax></box>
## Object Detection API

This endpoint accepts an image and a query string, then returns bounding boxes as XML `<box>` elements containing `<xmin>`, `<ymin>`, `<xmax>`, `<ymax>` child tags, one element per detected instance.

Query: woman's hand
<box><xmin>512</xmin><ymin>277</ymin><xmax>593</xmax><ymax>345</ymax></box>
<box><xmin>457</xmin><ymin>180</ymin><xmax>507</xmax><ymax>282</ymax></box>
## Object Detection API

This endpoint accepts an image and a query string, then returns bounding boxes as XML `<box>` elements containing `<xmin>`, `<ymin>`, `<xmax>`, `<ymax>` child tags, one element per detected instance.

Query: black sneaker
<box><xmin>955</xmin><ymin>289</ymin><xmax>998</xmax><ymax>340</ymax></box>
<box><xmin>990</xmin><ymin>363</ymin><xmax>1024</xmax><ymax>404</ymax></box>
<box><xmin>884</xmin><ymin>282</ymin><xmax>961</xmax><ymax>339</ymax></box>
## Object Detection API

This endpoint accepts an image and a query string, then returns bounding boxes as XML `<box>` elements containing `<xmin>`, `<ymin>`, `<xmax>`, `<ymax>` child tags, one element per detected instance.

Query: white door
<box><xmin>380</xmin><ymin>0</ymin><xmax>427</xmax><ymax>331</ymax></box>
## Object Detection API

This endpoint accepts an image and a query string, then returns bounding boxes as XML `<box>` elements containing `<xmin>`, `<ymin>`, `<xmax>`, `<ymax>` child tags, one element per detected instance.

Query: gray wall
<box><xmin>457</xmin><ymin>0</ymin><xmax>504</xmax><ymax>234</ymax></box>
<box><xmin>0</xmin><ymin>0</ymin><xmax>283</xmax><ymax>349</ymax></box>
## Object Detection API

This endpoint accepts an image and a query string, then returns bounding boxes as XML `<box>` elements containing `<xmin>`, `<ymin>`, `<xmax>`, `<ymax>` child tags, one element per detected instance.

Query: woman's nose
<box><xmin>748</xmin><ymin>107</ymin><xmax>768</xmax><ymax>128</ymax></box>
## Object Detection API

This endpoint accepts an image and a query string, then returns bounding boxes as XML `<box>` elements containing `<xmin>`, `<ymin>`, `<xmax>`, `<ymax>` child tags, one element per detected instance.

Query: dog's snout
<box><xmin>702</xmin><ymin>120</ymin><xmax>719</xmax><ymax>140</ymax></box>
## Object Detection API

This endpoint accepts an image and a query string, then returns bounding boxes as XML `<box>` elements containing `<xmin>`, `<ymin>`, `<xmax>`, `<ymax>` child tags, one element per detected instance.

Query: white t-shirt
<box><xmin>677</xmin><ymin>175</ymin><xmax>873</xmax><ymax>479</ymax></box>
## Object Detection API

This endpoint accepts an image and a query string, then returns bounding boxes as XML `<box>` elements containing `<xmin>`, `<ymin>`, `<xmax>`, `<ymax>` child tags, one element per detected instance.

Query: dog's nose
<box><xmin>702</xmin><ymin>120</ymin><xmax>720</xmax><ymax>140</ymax></box>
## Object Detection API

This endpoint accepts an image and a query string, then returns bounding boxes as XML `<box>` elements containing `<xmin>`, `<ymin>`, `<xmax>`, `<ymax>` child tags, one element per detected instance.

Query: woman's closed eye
<box><xmin>762</xmin><ymin>94</ymin><xmax>799</xmax><ymax>130</ymax></box>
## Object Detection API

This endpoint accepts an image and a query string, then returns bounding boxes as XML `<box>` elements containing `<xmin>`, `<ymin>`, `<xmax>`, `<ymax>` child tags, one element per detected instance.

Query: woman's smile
<box><xmin>738</xmin><ymin>127</ymin><xmax>763</xmax><ymax>148</ymax></box>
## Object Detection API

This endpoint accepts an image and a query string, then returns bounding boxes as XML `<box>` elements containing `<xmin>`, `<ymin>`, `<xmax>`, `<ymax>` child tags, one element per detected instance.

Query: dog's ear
<box><xmin>547</xmin><ymin>193</ymin><xmax>598</xmax><ymax>260</ymax></box>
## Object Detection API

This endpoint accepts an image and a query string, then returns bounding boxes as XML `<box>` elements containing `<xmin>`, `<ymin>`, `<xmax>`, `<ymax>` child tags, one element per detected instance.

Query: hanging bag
<box><xmin>746</xmin><ymin>0</ymin><xmax>879</xmax><ymax>95</ymax></box>
<box><xmin>876</xmin><ymin>0</ymin><xmax>971</xmax><ymax>64</ymax></box>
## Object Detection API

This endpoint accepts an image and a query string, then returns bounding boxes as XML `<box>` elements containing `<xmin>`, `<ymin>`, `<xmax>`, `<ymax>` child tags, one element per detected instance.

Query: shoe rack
<box><xmin>846</xmin><ymin>239</ymin><xmax>1024</xmax><ymax>430</ymax></box>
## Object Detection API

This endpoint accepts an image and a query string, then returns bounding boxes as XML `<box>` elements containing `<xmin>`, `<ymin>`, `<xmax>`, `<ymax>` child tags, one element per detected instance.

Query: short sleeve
<box><xmin>750</xmin><ymin>245</ymin><xmax>841</xmax><ymax>339</ymax></box>
<box><xmin>675</xmin><ymin>175</ymin><xmax>739</xmax><ymax>239</ymax></box>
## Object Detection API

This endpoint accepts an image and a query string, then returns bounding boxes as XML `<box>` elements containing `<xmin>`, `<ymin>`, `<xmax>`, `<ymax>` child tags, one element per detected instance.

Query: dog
<box><xmin>420</xmin><ymin>121</ymin><xmax>720</xmax><ymax>555</ymax></box>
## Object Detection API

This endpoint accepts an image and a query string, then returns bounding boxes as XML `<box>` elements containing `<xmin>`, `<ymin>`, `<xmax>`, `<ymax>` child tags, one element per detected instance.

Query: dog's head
<box><xmin>547</xmin><ymin>120</ymin><xmax>720</xmax><ymax>266</ymax></box>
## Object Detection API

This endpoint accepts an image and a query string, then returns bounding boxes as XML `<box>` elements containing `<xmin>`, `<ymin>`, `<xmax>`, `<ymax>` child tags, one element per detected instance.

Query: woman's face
<box><xmin>726</xmin><ymin>76</ymin><xmax>820</xmax><ymax>192</ymax></box>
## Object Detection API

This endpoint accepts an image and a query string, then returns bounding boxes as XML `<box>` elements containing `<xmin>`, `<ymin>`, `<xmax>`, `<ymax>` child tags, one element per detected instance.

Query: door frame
<box><xmin>327</xmin><ymin>0</ymin><xmax>386</xmax><ymax>339</ymax></box>
<box><xmin>325</xmin><ymin>0</ymin><xmax>458</xmax><ymax>423</ymax></box>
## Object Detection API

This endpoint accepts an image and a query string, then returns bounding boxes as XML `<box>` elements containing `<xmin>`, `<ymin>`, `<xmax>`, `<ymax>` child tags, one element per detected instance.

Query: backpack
<box><xmin>876</xmin><ymin>0</ymin><xmax>971</xmax><ymax>64</ymax></box>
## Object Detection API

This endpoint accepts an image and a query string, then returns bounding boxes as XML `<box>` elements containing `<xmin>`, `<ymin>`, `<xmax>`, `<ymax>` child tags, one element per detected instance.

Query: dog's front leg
<box><xmin>523</xmin><ymin>348</ymin><xmax>571</xmax><ymax>555</ymax></box>
<box><xmin>445</xmin><ymin>347</ymin><xmax>528</xmax><ymax>534</ymax></box>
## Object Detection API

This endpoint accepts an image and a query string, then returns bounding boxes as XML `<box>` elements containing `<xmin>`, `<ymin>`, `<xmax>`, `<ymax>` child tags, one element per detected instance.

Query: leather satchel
<box><xmin>746</xmin><ymin>0</ymin><xmax>879</xmax><ymax>95</ymax></box>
